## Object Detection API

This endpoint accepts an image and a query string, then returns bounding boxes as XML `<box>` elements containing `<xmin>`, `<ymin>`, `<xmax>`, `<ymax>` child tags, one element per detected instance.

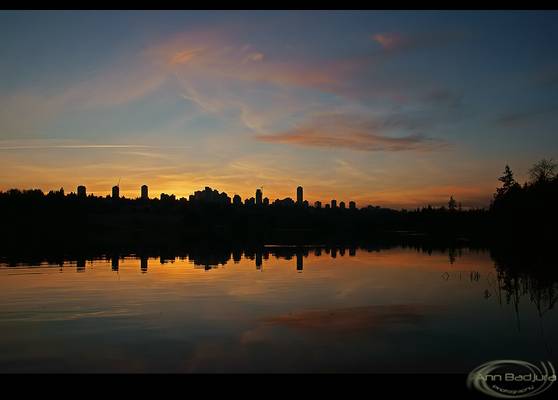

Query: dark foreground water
<box><xmin>0</xmin><ymin>246</ymin><xmax>556</xmax><ymax>373</ymax></box>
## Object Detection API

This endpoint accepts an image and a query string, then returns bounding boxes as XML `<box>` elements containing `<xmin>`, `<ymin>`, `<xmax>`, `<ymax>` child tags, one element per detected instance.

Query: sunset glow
<box><xmin>1</xmin><ymin>11</ymin><xmax>557</xmax><ymax>208</ymax></box>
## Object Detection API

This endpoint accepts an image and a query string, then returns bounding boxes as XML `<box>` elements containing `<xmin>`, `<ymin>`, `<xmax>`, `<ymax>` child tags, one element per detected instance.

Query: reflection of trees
<box><xmin>0</xmin><ymin>241</ymin><xmax>470</xmax><ymax>270</ymax></box>
<box><xmin>489</xmin><ymin>246</ymin><xmax>558</xmax><ymax>332</ymax></box>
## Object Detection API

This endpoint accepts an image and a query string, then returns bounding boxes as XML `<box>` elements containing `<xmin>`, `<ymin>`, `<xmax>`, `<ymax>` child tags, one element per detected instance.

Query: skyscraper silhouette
<box><xmin>331</xmin><ymin>199</ymin><xmax>337</xmax><ymax>208</ymax></box>
<box><xmin>297</xmin><ymin>186</ymin><xmax>303</xmax><ymax>205</ymax></box>
<box><xmin>77</xmin><ymin>185</ymin><xmax>86</xmax><ymax>198</ymax></box>
<box><xmin>256</xmin><ymin>188</ymin><xmax>262</xmax><ymax>205</ymax></box>
<box><xmin>141</xmin><ymin>185</ymin><xmax>148</xmax><ymax>200</ymax></box>
<box><xmin>112</xmin><ymin>185</ymin><xmax>119</xmax><ymax>199</ymax></box>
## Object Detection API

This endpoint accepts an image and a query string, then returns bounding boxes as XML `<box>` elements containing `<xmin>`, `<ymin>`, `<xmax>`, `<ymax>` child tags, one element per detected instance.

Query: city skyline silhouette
<box><xmin>2</xmin><ymin>11</ymin><xmax>558</xmax><ymax>210</ymax></box>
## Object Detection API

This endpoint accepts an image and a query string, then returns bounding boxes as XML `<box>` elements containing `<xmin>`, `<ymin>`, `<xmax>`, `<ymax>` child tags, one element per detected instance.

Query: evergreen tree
<box><xmin>448</xmin><ymin>196</ymin><xmax>457</xmax><ymax>211</ymax></box>
<box><xmin>495</xmin><ymin>165</ymin><xmax>517</xmax><ymax>199</ymax></box>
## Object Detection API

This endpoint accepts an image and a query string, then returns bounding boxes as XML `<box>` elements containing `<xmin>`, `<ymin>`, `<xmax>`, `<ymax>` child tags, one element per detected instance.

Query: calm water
<box><xmin>0</xmin><ymin>246</ymin><xmax>556</xmax><ymax>373</ymax></box>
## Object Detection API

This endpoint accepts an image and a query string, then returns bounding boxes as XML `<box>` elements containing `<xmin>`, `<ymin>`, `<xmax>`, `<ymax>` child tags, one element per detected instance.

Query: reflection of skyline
<box><xmin>0</xmin><ymin>242</ymin><xmax>494</xmax><ymax>272</ymax></box>
<box><xmin>3</xmin><ymin>243</ymin><xmax>555</xmax><ymax>320</ymax></box>
<box><xmin>0</xmin><ymin>245</ymin><xmax>376</xmax><ymax>271</ymax></box>
<box><xmin>2</xmin><ymin>244</ymin><xmax>555</xmax><ymax>324</ymax></box>
<box><xmin>1</xmin><ymin>245</ymin><xmax>555</xmax><ymax>374</ymax></box>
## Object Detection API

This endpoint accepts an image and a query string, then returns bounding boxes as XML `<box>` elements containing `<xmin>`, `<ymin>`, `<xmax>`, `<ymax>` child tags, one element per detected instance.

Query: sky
<box><xmin>1</xmin><ymin>10</ymin><xmax>557</xmax><ymax>209</ymax></box>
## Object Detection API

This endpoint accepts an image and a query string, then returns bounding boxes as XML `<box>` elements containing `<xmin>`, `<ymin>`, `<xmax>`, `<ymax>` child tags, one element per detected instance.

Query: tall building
<box><xmin>263</xmin><ymin>197</ymin><xmax>269</xmax><ymax>206</ymax></box>
<box><xmin>77</xmin><ymin>185</ymin><xmax>86</xmax><ymax>198</ymax></box>
<box><xmin>141</xmin><ymin>185</ymin><xmax>148</xmax><ymax>200</ymax></box>
<box><xmin>339</xmin><ymin>201</ymin><xmax>346</xmax><ymax>209</ymax></box>
<box><xmin>296</xmin><ymin>186</ymin><xmax>303</xmax><ymax>205</ymax></box>
<box><xmin>233</xmin><ymin>194</ymin><xmax>242</xmax><ymax>205</ymax></box>
<box><xmin>314</xmin><ymin>201</ymin><xmax>322</xmax><ymax>208</ymax></box>
<box><xmin>255</xmin><ymin>188</ymin><xmax>262</xmax><ymax>205</ymax></box>
<box><xmin>349</xmin><ymin>201</ymin><xmax>356</xmax><ymax>210</ymax></box>
<box><xmin>331</xmin><ymin>199</ymin><xmax>337</xmax><ymax>208</ymax></box>
<box><xmin>112</xmin><ymin>185</ymin><xmax>119</xmax><ymax>199</ymax></box>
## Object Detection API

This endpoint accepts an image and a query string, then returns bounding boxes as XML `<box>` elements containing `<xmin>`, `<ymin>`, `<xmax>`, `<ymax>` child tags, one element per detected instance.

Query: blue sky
<box><xmin>1</xmin><ymin>11</ymin><xmax>557</xmax><ymax>208</ymax></box>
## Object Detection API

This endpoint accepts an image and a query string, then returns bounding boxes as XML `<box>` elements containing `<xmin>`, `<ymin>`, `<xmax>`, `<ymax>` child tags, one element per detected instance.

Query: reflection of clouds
<box><xmin>0</xmin><ymin>247</ymin><xmax>501</xmax><ymax>372</ymax></box>
<box><xmin>262</xmin><ymin>304</ymin><xmax>439</xmax><ymax>334</ymax></box>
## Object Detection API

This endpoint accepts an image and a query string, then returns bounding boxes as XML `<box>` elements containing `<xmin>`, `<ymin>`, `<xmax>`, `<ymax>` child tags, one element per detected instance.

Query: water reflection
<box><xmin>2</xmin><ymin>245</ymin><xmax>557</xmax><ymax>313</ymax></box>
<box><xmin>0</xmin><ymin>244</ymin><xmax>556</xmax><ymax>373</ymax></box>
<box><xmin>0</xmin><ymin>243</ymin><xmax>443</xmax><ymax>270</ymax></box>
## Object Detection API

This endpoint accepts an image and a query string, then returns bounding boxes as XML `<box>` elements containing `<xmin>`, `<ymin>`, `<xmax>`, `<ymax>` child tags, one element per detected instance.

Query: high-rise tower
<box><xmin>296</xmin><ymin>186</ymin><xmax>303</xmax><ymax>205</ymax></box>
<box><xmin>112</xmin><ymin>185</ymin><xmax>119</xmax><ymax>199</ymax></box>
<box><xmin>77</xmin><ymin>185</ymin><xmax>86</xmax><ymax>198</ymax></box>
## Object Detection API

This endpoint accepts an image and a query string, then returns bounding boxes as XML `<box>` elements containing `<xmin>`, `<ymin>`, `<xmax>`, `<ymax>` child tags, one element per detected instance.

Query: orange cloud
<box><xmin>148</xmin><ymin>30</ymin><xmax>339</xmax><ymax>90</ymax></box>
<box><xmin>243</xmin><ymin>52</ymin><xmax>264</xmax><ymax>63</ymax></box>
<box><xmin>257</xmin><ymin>129</ymin><xmax>445</xmax><ymax>152</ymax></box>
<box><xmin>371</xmin><ymin>30</ymin><xmax>465</xmax><ymax>55</ymax></box>
<box><xmin>255</xmin><ymin>113</ymin><xmax>448</xmax><ymax>152</ymax></box>
<box><xmin>372</xmin><ymin>33</ymin><xmax>411</xmax><ymax>51</ymax></box>
<box><xmin>170</xmin><ymin>49</ymin><xmax>202</xmax><ymax>65</ymax></box>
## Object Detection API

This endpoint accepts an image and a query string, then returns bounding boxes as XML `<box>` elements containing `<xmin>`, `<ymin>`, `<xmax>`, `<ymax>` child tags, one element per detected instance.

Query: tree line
<box><xmin>0</xmin><ymin>159</ymin><xmax>555</xmax><ymax>248</ymax></box>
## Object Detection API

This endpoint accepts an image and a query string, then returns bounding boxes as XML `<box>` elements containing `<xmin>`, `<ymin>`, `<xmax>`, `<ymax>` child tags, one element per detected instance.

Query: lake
<box><xmin>0</xmin><ymin>245</ymin><xmax>556</xmax><ymax>373</ymax></box>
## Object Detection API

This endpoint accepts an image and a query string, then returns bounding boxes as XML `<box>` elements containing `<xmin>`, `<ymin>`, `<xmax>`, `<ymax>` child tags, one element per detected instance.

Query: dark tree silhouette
<box><xmin>2</xmin><ymin>158</ymin><xmax>557</xmax><ymax>254</ymax></box>
<box><xmin>495</xmin><ymin>165</ymin><xmax>519</xmax><ymax>199</ymax></box>
<box><xmin>448</xmin><ymin>196</ymin><xmax>457</xmax><ymax>211</ymax></box>
<box><xmin>529</xmin><ymin>158</ymin><xmax>557</xmax><ymax>184</ymax></box>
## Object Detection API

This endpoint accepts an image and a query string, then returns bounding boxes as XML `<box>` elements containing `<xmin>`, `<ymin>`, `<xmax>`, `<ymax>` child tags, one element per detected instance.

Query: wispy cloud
<box><xmin>0</xmin><ymin>64</ymin><xmax>167</xmax><ymax>138</ymax></box>
<box><xmin>372</xmin><ymin>33</ymin><xmax>414</xmax><ymax>51</ymax></box>
<box><xmin>422</xmin><ymin>89</ymin><xmax>464</xmax><ymax>109</ymax></box>
<box><xmin>496</xmin><ymin>105</ymin><xmax>558</xmax><ymax>128</ymax></box>
<box><xmin>371</xmin><ymin>30</ymin><xmax>465</xmax><ymax>55</ymax></box>
<box><xmin>255</xmin><ymin>113</ymin><xmax>449</xmax><ymax>152</ymax></box>
<box><xmin>0</xmin><ymin>144</ymin><xmax>153</xmax><ymax>150</ymax></box>
<box><xmin>0</xmin><ymin>139</ymin><xmax>190</xmax><ymax>151</ymax></box>
<box><xmin>152</xmin><ymin>31</ymin><xmax>339</xmax><ymax>90</ymax></box>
